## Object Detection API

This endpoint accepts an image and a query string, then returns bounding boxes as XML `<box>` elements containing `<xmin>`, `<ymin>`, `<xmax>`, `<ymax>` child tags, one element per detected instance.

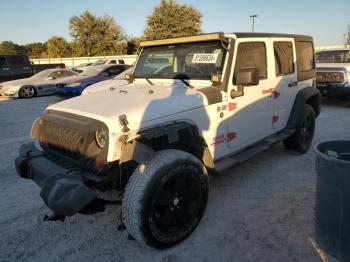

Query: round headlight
<box><xmin>95</xmin><ymin>128</ymin><xmax>107</xmax><ymax>148</ymax></box>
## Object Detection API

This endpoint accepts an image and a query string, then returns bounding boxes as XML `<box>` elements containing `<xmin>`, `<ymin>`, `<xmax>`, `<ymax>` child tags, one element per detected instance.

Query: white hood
<box><xmin>47</xmin><ymin>82</ymin><xmax>211</xmax><ymax>133</ymax></box>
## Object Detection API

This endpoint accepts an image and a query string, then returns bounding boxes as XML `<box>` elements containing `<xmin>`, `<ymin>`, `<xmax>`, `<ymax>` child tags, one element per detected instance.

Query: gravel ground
<box><xmin>0</xmin><ymin>96</ymin><xmax>349</xmax><ymax>262</ymax></box>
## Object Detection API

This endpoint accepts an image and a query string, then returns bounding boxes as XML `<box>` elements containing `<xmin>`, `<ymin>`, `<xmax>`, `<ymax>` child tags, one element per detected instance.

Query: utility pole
<box><xmin>250</xmin><ymin>15</ymin><xmax>258</xmax><ymax>32</ymax></box>
<box><xmin>344</xmin><ymin>34</ymin><xmax>348</xmax><ymax>47</ymax></box>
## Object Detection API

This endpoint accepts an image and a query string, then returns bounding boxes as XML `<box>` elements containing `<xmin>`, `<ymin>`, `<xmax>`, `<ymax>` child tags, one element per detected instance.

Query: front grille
<box><xmin>38</xmin><ymin>114</ymin><xmax>108</xmax><ymax>173</ymax></box>
<box><xmin>43</xmin><ymin>121</ymin><xmax>84</xmax><ymax>155</ymax></box>
<box><xmin>316</xmin><ymin>72</ymin><xmax>345</xmax><ymax>83</ymax></box>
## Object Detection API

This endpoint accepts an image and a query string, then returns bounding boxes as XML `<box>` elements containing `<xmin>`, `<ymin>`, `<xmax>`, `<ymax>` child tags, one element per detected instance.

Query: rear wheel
<box><xmin>283</xmin><ymin>104</ymin><xmax>315</xmax><ymax>153</ymax></box>
<box><xmin>122</xmin><ymin>149</ymin><xmax>209</xmax><ymax>249</ymax></box>
<box><xmin>19</xmin><ymin>86</ymin><xmax>36</xmax><ymax>98</ymax></box>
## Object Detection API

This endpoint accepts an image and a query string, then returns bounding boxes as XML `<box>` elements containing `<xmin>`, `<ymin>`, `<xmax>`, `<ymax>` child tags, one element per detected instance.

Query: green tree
<box><xmin>69</xmin><ymin>11</ymin><xmax>126</xmax><ymax>56</ymax></box>
<box><xmin>126</xmin><ymin>36</ymin><xmax>142</xmax><ymax>54</ymax></box>
<box><xmin>0</xmin><ymin>41</ymin><xmax>25</xmax><ymax>55</ymax></box>
<box><xmin>144</xmin><ymin>0</ymin><xmax>202</xmax><ymax>40</ymax></box>
<box><xmin>24</xmin><ymin>42</ymin><xmax>47</xmax><ymax>58</ymax></box>
<box><xmin>47</xmin><ymin>36</ymin><xmax>71</xmax><ymax>58</ymax></box>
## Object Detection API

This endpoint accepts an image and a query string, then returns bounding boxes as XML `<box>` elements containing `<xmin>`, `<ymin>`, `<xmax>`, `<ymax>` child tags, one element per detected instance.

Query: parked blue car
<box><xmin>56</xmin><ymin>64</ymin><xmax>132</xmax><ymax>96</ymax></box>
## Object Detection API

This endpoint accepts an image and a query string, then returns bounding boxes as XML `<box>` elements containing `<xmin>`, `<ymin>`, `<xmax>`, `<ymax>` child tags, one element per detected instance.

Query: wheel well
<box><xmin>286</xmin><ymin>86</ymin><xmax>320</xmax><ymax>129</ymax></box>
<box><xmin>121</xmin><ymin>123</ymin><xmax>215</xmax><ymax>171</ymax></box>
<box><xmin>146</xmin><ymin>126</ymin><xmax>214</xmax><ymax>170</ymax></box>
<box><xmin>306</xmin><ymin>95</ymin><xmax>320</xmax><ymax>117</ymax></box>
<box><xmin>20</xmin><ymin>85</ymin><xmax>37</xmax><ymax>96</ymax></box>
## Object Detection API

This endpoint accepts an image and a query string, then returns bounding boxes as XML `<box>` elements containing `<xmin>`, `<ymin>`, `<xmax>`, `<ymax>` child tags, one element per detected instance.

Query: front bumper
<box><xmin>317</xmin><ymin>83</ymin><xmax>350</xmax><ymax>98</ymax></box>
<box><xmin>15</xmin><ymin>142</ymin><xmax>108</xmax><ymax>216</ymax></box>
<box><xmin>0</xmin><ymin>89</ymin><xmax>19</xmax><ymax>98</ymax></box>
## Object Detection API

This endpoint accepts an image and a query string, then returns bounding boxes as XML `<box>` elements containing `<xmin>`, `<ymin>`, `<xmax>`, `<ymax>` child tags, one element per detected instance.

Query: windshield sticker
<box><xmin>192</xmin><ymin>53</ymin><xmax>218</xmax><ymax>64</ymax></box>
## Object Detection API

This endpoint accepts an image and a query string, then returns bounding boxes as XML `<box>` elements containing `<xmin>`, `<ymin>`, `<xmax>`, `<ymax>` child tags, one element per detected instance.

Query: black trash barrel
<box><xmin>314</xmin><ymin>140</ymin><xmax>350</xmax><ymax>261</ymax></box>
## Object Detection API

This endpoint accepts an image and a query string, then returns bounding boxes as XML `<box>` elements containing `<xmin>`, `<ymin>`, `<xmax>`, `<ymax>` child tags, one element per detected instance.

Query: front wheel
<box><xmin>19</xmin><ymin>86</ymin><xmax>36</xmax><ymax>98</ymax></box>
<box><xmin>122</xmin><ymin>149</ymin><xmax>209</xmax><ymax>249</ymax></box>
<box><xmin>283</xmin><ymin>104</ymin><xmax>315</xmax><ymax>153</ymax></box>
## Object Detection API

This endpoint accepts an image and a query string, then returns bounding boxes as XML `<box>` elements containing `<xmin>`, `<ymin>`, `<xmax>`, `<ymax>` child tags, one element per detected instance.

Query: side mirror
<box><xmin>46</xmin><ymin>76</ymin><xmax>55</xmax><ymax>80</ymax></box>
<box><xmin>236</xmin><ymin>67</ymin><xmax>259</xmax><ymax>86</ymax></box>
<box><xmin>231</xmin><ymin>67</ymin><xmax>259</xmax><ymax>98</ymax></box>
<box><xmin>124</xmin><ymin>73</ymin><xmax>134</xmax><ymax>83</ymax></box>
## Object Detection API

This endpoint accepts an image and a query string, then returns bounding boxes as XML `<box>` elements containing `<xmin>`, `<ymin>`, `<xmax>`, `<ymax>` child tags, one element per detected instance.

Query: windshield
<box><xmin>92</xmin><ymin>59</ymin><xmax>107</xmax><ymax>66</ymax></box>
<box><xmin>114</xmin><ymin>67</ymin><xmax>133</xmax><ymax>80</ymax></box>
<box><xmin>31</xmin><ymin>69</ymin><xmax>52</xmax><ymax>79</ymax></box>
<box><xmin>316</xmin><ymin>50</ymin><xmax>350</xmax><ymax>63</ymax></box>
<box><xmin>133</xmin><ymin>41</ymin><xmax>227</xmax><ymax>80</ymax></box>
<box><xmin>80</xmin><ymin>66</ymin><xmax>104</xmax><ymax>77</ymax></box>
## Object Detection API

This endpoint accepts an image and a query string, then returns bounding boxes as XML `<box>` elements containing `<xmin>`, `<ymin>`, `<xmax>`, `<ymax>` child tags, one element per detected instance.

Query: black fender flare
<box><xmin>286</xmin><ymin>86</ymin><xmax>320</xmax><ymax>129</ymax></box>
<box><xmin>120</xmin><ymin>121</ymin><xmax>215</xmax><ymax>170</ymax></box>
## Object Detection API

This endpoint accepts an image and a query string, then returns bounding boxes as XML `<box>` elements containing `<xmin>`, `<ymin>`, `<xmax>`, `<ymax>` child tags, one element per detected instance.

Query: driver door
<box><xmin>226</xmin><ymin>39</ymin><xmax>274</xmax><ymax>151</ymax></box>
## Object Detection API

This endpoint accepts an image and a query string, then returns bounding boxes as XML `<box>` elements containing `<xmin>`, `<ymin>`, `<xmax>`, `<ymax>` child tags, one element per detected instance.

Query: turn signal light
<box><xmin>39</xmin><ymin>135</ymin><xmax>45</xmax><ymax>145</ymax></box>
<box><xmin>95</xmin><ymin>156</ymin><xmax>103</xmax><ymax>169</ymax></box>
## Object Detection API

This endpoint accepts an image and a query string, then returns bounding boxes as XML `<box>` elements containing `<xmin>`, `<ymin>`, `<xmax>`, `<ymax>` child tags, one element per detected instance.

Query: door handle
<box><xmin>288</xmin><ymin>82</ymin><xmax>298</xmax><ymax>87</ymax></box>
<box><xmin>262</xmin><ymin>88</ymin><xmax>274</xmax><ymax>94</ymax></box>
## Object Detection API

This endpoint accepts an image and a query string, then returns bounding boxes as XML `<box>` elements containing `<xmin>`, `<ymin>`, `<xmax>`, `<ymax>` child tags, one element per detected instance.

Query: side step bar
<box><xmin>215</xmin><ymin>129</ymin><xmax>295</xmax><ymax>173</ymax></box>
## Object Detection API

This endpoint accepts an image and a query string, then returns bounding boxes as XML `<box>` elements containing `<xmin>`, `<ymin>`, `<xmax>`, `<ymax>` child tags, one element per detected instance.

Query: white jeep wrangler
<box><xmin>16</xmin><ymin>32</ymin><xmax>320</xmax><ymax>249</ymax></box>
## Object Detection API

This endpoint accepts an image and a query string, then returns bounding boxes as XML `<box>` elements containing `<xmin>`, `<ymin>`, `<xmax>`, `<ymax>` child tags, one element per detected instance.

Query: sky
<box><xmin>0</xmin><ymin>0</ymin><xmax>349</xmax><ymax>47</ymax></box>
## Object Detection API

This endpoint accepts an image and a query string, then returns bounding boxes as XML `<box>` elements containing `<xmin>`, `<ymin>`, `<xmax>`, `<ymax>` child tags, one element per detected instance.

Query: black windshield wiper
<box><xmin>145</xmin><ymin>77</ymin><xmax>154</xmax><ymax>85</ymax></box>
<box><xmin>173</xmin><ymin>74</ymin><xmax>194</xmax><ymax>88</ymax></box>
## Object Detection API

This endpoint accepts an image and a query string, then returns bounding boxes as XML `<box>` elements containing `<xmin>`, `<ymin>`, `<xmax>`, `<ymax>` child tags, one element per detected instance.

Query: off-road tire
<box><xmin>122</xmin><ymin>149</ymin><xmax>209</xmax><ymax>249</ymax></box>
<box><xmin>283</xmin><ymin>104</ymin><xmax>315</xmax><ymax>153</ymax></box>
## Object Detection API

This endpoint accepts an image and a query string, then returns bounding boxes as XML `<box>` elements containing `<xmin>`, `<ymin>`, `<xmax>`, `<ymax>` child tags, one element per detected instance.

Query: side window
<box><xmin>298</xmin><ymin>42</ymin><xmax>314</xmax><ymax>72</ymax></box>
<box><xmin>106</xmin><ymin>66</ymin><xmax>123</xmax><ymax>76</ymax></box>
<box><xmin>7</xmin><ymin>56</ymin><xmax>27</xmax><ymax>66</ymax></box>
<box><xmin>234</xmin><ymin>42</ymin><xmax>267</xmax><ymax>79</ymax></box>
<box><xmin>65</xmin><ymin>70</ymin><xmax>77</xmax><ymax>77</ymax></box>
<box><xmin>274</xmin><ymin>42</ymin><xmax>294</xmax><ymax>76</ymax></box>
<box><xmin>0</xmin><ymin>57</ymin><xmax>7</xmax><ymax>67</ymax></box>
<box><xmin>50</xmin><ymin>71</ymin><xmax>64</xmax><ymax>79</ymax></box>
<box><xmin>118</xmin><ymin>59</ymin><xmax>125</xmax><ymax>64</ymax></box>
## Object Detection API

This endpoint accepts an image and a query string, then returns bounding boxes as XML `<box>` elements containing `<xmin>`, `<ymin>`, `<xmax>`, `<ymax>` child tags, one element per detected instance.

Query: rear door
<box><xmin>271</xmin><ymin>39</ymin><xmax>298</xmax><ymax>131</ymax></box>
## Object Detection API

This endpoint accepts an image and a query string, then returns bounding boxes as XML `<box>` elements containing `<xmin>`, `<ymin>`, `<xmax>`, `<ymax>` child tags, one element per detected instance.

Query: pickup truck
<box><xmin>0</xmin><ymin>55</ymin><xmax>65</xmax><ymax>83</ymax></box>
<box><xmin>316</xmin><ymin>48</ymin><xmax>350</xmax><ymax>107</ymax></box>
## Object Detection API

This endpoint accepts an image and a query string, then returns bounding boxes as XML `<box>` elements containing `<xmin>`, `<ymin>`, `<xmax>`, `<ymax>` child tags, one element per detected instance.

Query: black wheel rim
<box><xmin>151</xmin><ymin>170</ymin><xmax>202</xmax><ymax>235</ymax></box>
<box><xmin>300</xmin><ymin>113</ymin><xmax>313</xmax><ymax>145</ymax></box>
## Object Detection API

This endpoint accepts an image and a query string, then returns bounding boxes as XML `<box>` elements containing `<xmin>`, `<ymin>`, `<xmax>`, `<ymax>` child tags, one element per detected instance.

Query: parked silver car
<box><xmin>0</xmin><ymin>68</ymin><xmax>78</xmax><ymax>98</ymax></box>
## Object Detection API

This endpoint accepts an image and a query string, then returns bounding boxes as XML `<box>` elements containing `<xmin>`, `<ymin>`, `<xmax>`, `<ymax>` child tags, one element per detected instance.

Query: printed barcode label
<box><xmin>192</xmin><ymin>53</ymin><xmax>218</xmax><ymax>64</ymax></box>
